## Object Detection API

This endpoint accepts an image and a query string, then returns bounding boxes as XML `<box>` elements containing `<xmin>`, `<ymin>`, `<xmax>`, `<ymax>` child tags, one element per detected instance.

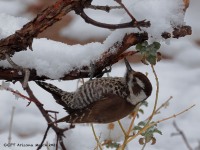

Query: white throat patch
<box><xmin>127</xmin><ymin>90</ymin><xmax>147</xmax><ymax>105</ymax></box>
<box><xmin>127</xmin><ymin>76</ymin><xmax>147</xmax><ymax>105</ymax></box>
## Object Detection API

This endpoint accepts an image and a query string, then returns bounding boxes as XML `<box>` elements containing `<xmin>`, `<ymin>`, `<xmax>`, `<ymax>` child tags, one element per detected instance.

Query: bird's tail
<box><xmin>35</xmin><ymin>81</ymin><xmax>66</xmax><ymax>98</ymax></box>
<box><xmin>35</xmin><ymin>81</ymin><xmax>75</xmax><ymax>114</ymax></box>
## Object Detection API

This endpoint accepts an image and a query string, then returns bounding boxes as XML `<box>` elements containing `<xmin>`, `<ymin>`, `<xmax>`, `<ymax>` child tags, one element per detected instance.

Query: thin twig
<box><xmin>141</xmin><ymin>142</ymin><xmax>147</xmax><ymax>150</ymax></box>
<box><xmin>127</xmin><ymin>110</ymin><xmax>139</xmax><ymax>135</ymax></box>
<box><xmin>3</xmin><ymin>86</ymin><xmax>42</xmax><ymax>105</ymax></box>
<box><xmin>24</xmin><ymin>83</ymin><xmax>73</xmax><ymax>150</ymax></box>
<box><xmin>147</xmin><ymin>65</ymin><xmax>159</xmax><ymax>123</ymax></box>
<box><xmin>172</xmin><ymin>121</ymin><xmax>193</xmax><ymax>150</ymax></box>
<box><xmin>59</xmin><ymin>136</ymin><xmax>67</xmax><ymax>150</ymax></box>
<box><xmin>8</xmin><ymin>106</ymin><xmax>15</xmax><ymax>144</ymax></box>
<box><xmin>5</xmin><ymin>54</ymin><xmax>30</xmax><ymax>88</ymax></box>
<box><xmin>195</xmin><ymin>141</ymin><xmax>200</xmax><ymax>150</ymax></box>
<box><xmin>22</xmin><ymin>68</ymin><xmax>30</xmax><ymax>89</ymax></box>
<box><xmin>118</xmin><ymin>120</ymin><xmax>127</xmax><ymax>136</ymax></box>
<box><xmin>118</xmin><ymin>110</ymin><xmax>139</xmax><ymax>150</ymax></box>
<box><xmin>77</xmin><ymin>9</ymin><xmax>150</xmax><ymax>29</ymax></box>
<box><xmin>114</xmin><ymin>0</ymin><xmax>136</xmax><ymax>21</ymax></box>
<box><xmin>56</xmin><ymin>136</ymin><xmax>59</xmax><ymax>150</ymax></box>
<box><xmin>155</xmin><ymin>96</ymin><xmax>173</xmax><ymax>114</ymax></box>
<box><xmin>55</xmin><ymin>112</ymin><xmax>58</xmax><ymax>128</ymax></box>
<box><xmin>91</xmin><ymin>124</ymin><xmax>103</xmax><ymax>150</ymax></box>
<box><xmin>36</xmin><ymin>126</ymin><xmax>51</xmax><ymax>150</ymax></box>
<box><xmin>46</xmin><ymin>110</ymin><xmax>59</xmax><ymax>114</ymax></box>
<box><xmin>127</xmin><ymin>104</ymin><xmax>195</xmax><ymax>143</ymax></box>
<box><xmin>88</xmin><ymin>5</ymin><xmax>122</xmax><ymax>12</ymax></box>
<box><xmin>5</xmin><ymin>54</ymin><xmax>21</xmax><ymax>70</ymax></box>
<box><xmin>154</xmin><ymin>105</ymin><xmax>195</xmax><ymax>124</ymax></box>
<box><xmin>145</xmin><ymin>96</ymin><xmax>173</xmax><ymax>121</ymax></box>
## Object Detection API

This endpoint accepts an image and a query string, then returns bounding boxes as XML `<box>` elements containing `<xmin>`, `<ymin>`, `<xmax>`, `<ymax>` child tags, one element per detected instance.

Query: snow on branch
<box><xmin>0</xmin><ymin>0</ymin><xmax>76</xmax><ymax>60</ymax></box>
<box><xmin>0</xmin><ymin>0</ymin><xmax>192</xmax><ymax>81</ymax></box>
<box><xmin>0</xmin><ymin>32</ymin><xmax>147</xmax><ymax>80</ymax></box>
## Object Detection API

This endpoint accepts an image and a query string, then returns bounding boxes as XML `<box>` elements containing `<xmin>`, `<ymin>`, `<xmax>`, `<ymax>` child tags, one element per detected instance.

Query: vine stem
<box><xmin>118</xmin><ymin>121</ymin><xmax>127</xmax><ymax>136</ymax></box>
<box><xmin>127</xmin><ymin>104</ymin><xmax>195</xmax><ymax>143</ymax></box>
<box><xmin>147</xmin><ymin>65</ymin><xmax>159</xmax><ymax>124</ymax></box>
<box><xmin>91</xmin><ymin>124</ymin><xmax>103</xmax><ymax>150</ymax></box>
<box><xmin>126</xmin><ymin>64</ymin><xmax>160</xmax><ymax>143</ymax></box>
<box><xmin>118</xmin><ymin>64</ymin><xmax>159</xmax><ymax>149</ymax></box>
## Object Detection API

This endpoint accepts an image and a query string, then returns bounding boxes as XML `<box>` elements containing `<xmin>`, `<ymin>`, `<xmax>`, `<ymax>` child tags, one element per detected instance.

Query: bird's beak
<box><xmin>124</xmin><ymin>58</ymin><xmax>134</xmax><ymax>72</ymax></box>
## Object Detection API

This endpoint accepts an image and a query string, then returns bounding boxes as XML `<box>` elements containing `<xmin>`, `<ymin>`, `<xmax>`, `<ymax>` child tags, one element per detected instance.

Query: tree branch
<box><xmin>0</xmin><ymin>24</ymin><xmax>192</xmax><ymax>82</ymax></box>
<box><xmin>24</xmin><ymin>83</ymin><xmax>74</xmax><ymax>150</ymax></box>
<box><xmin>0</xmin><ymin>32</ymin><xmax>148</xmax><ymax>81</ymax></box>
<box><xmin>162</xmin><ymin>25</ymin><xmax>192</xmax><ymax>39</ymax></box>
<box><xmin>0</xmin><ymin>0</ymin><xmax>192</xmax><ymax>82</ymax></box>
<box><xmin>171</xmin><ymin>121</ymin><xmax>193</xmax><ymax>150</ymax></box>
<box><xmin>88</xmin><ymin>5</ymin><xmax>122</xmax><ymax>12</ymax></box>
<box><xmin>0</xmin><ymin>0</ymin><xmax>76</xmax><ymax>60</ymax></box>
<box><xmin>76</xmin><ymin>8</ymin><xmax>150</xmax><ymax>29</ymax></box>
<box><xmin>36</xmin><ymin>126</ymin><xmax>51</xmax><ymax>150</ymax></box>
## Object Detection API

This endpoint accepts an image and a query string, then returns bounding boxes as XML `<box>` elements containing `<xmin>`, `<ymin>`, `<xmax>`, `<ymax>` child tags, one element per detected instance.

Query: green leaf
<box><xmin>147</xmin><ymin>55</ymin><xmax>156</xmax><ymax>65</ymax></box>
<box><xmin>150</xmin><ymin>121</ymin><xmax>157</xmax><ymax>126</ymax></box>
<box><xmin>153</xmin><ymin>42</ymin><xmax>161</xmax><ymax>49</ymax></box>
<box><xmin>138</xmin><ymin>121</ymin><xmax>146</xmax><ymax>127</ymax></box>
<box><xmin>136</xmin><ymin>43</ymin><xmax>143</xmax><ymax>50</ymax></box>
<box><xmin>138</xmin><ymin>109</ymin><xmax>144</xmax><ymax>114</ymax></box>
<box><xmin>142</xmin><ymin>41</ymin><xmax>148</xmax><ymax>47</ymax></box>
<box><xmin>136</xmin><ymin>41</ymin><xmax>148</xmax><ymax>52</ymax></box>
<box><xmin>153</xmin><ymin>129</ymin><xmax>163</xmax><ymax>135</ymax></box>
<box><xmin>134</xmin><ymin>126</ymin><xmax>142</xmax><ymax>130</ymax></box>
<box><xmin>105</xmin><ymin>141</ymin><xmax>120</xmax><ymax>148</ymax></box>
<box><xmin>136</xmin><ymin>41</ymin><xmax>161</xmax><ymax>65</ymax></box>
<box><xmin>140</xmin><ymin>47</ymin><xmax>147</xmax><ymax>53</ymax></box>
<box><xmin>151</xmin><ymin>137</ymin><xmax>157</xmax><ymax>145</ymax></box>
<box><xmin>141</xmin><ymin>101</ymin><xmax>148</xmax><ymax>107</ymax></box>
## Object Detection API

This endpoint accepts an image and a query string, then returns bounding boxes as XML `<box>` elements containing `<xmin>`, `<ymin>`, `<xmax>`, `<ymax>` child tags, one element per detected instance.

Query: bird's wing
<box><xmin>54</xmin><ymin>94</ymin><xmax>135</xmax><ymax>124</ymax></box>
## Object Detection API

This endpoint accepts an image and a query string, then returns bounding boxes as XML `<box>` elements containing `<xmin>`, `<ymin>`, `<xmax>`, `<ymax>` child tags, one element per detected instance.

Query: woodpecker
<box><xmin>35</xmin><ymin>59</ymin><xmax>152</xmax><ymax>124</ymax></box>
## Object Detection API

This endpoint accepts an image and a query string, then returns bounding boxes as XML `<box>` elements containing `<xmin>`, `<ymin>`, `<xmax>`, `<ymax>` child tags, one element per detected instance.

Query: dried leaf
<box><xmin>157</xmin><ymin>52</ymin><xmax>162</xmax><ymax>62</ymax></box>
<box><xmin>183</xmin><ymin>0</ymin><xmax>190</xmax><ymax>11</ymax></box>
<box><xmin>139</xmin><ymin>138</ymin><xmax>145</xmax><ymax>145</ymax></box>
<box><xmin>151</xmin><ymin>137</ymin><xmax>157</xmax><ymax>145</ymax></box>
<box><xmin>107</xmin><ymin>123</ymin><xmax>115</xmax><ymax>130</ymax></box>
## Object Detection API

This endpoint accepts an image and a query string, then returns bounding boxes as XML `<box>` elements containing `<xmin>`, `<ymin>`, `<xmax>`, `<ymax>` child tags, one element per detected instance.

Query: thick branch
<box><xmin>0</xmin><ymin>32</ymin><xmax>148</xmax><ymax>81</ymax></box>
<box><xmin>0</xmin><ymin>0</ymin><xmax>76</xmax><ymax>60</ymax></box>
<box><xmin>0</xmin><ymin>24</ymin><xmax>192</xmax><ymax>81</ymax></box>
<box><xmin>0</xmin><ymin>0</ymin><xmax>192</xmax><ymax>82</ymax></box>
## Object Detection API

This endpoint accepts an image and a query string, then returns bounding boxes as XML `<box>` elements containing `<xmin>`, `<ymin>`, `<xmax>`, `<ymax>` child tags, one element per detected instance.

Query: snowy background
<box><xmin>0</xmin><ymin>0</ymin><xmax>200</xmax><ymax>150</ymax></box>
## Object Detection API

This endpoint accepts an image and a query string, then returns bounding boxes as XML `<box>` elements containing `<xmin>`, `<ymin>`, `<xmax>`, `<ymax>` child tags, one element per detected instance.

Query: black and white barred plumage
<box><xmin>35</xmin><ymin>59</ymin><xmax>152</xmax><ymax>123</ymax></box>
<box><xmin>36</xmin><ymin>77</ymin><xmax>129</xmax><ymax>111</ymax></box>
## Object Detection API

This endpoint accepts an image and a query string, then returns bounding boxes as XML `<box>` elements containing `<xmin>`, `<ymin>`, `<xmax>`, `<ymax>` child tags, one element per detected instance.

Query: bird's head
<box><xmin>124</xmin><ymin>58</ymin><xmax>152</xmax><ymax>105</ymax></box>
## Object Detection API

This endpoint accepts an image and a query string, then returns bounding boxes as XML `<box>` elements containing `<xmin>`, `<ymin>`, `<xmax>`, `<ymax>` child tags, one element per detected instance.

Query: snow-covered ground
<box><xmin>0</xmin><ymin>0</ymin><xmax>200</xmax><ymax>150</ymax></box>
